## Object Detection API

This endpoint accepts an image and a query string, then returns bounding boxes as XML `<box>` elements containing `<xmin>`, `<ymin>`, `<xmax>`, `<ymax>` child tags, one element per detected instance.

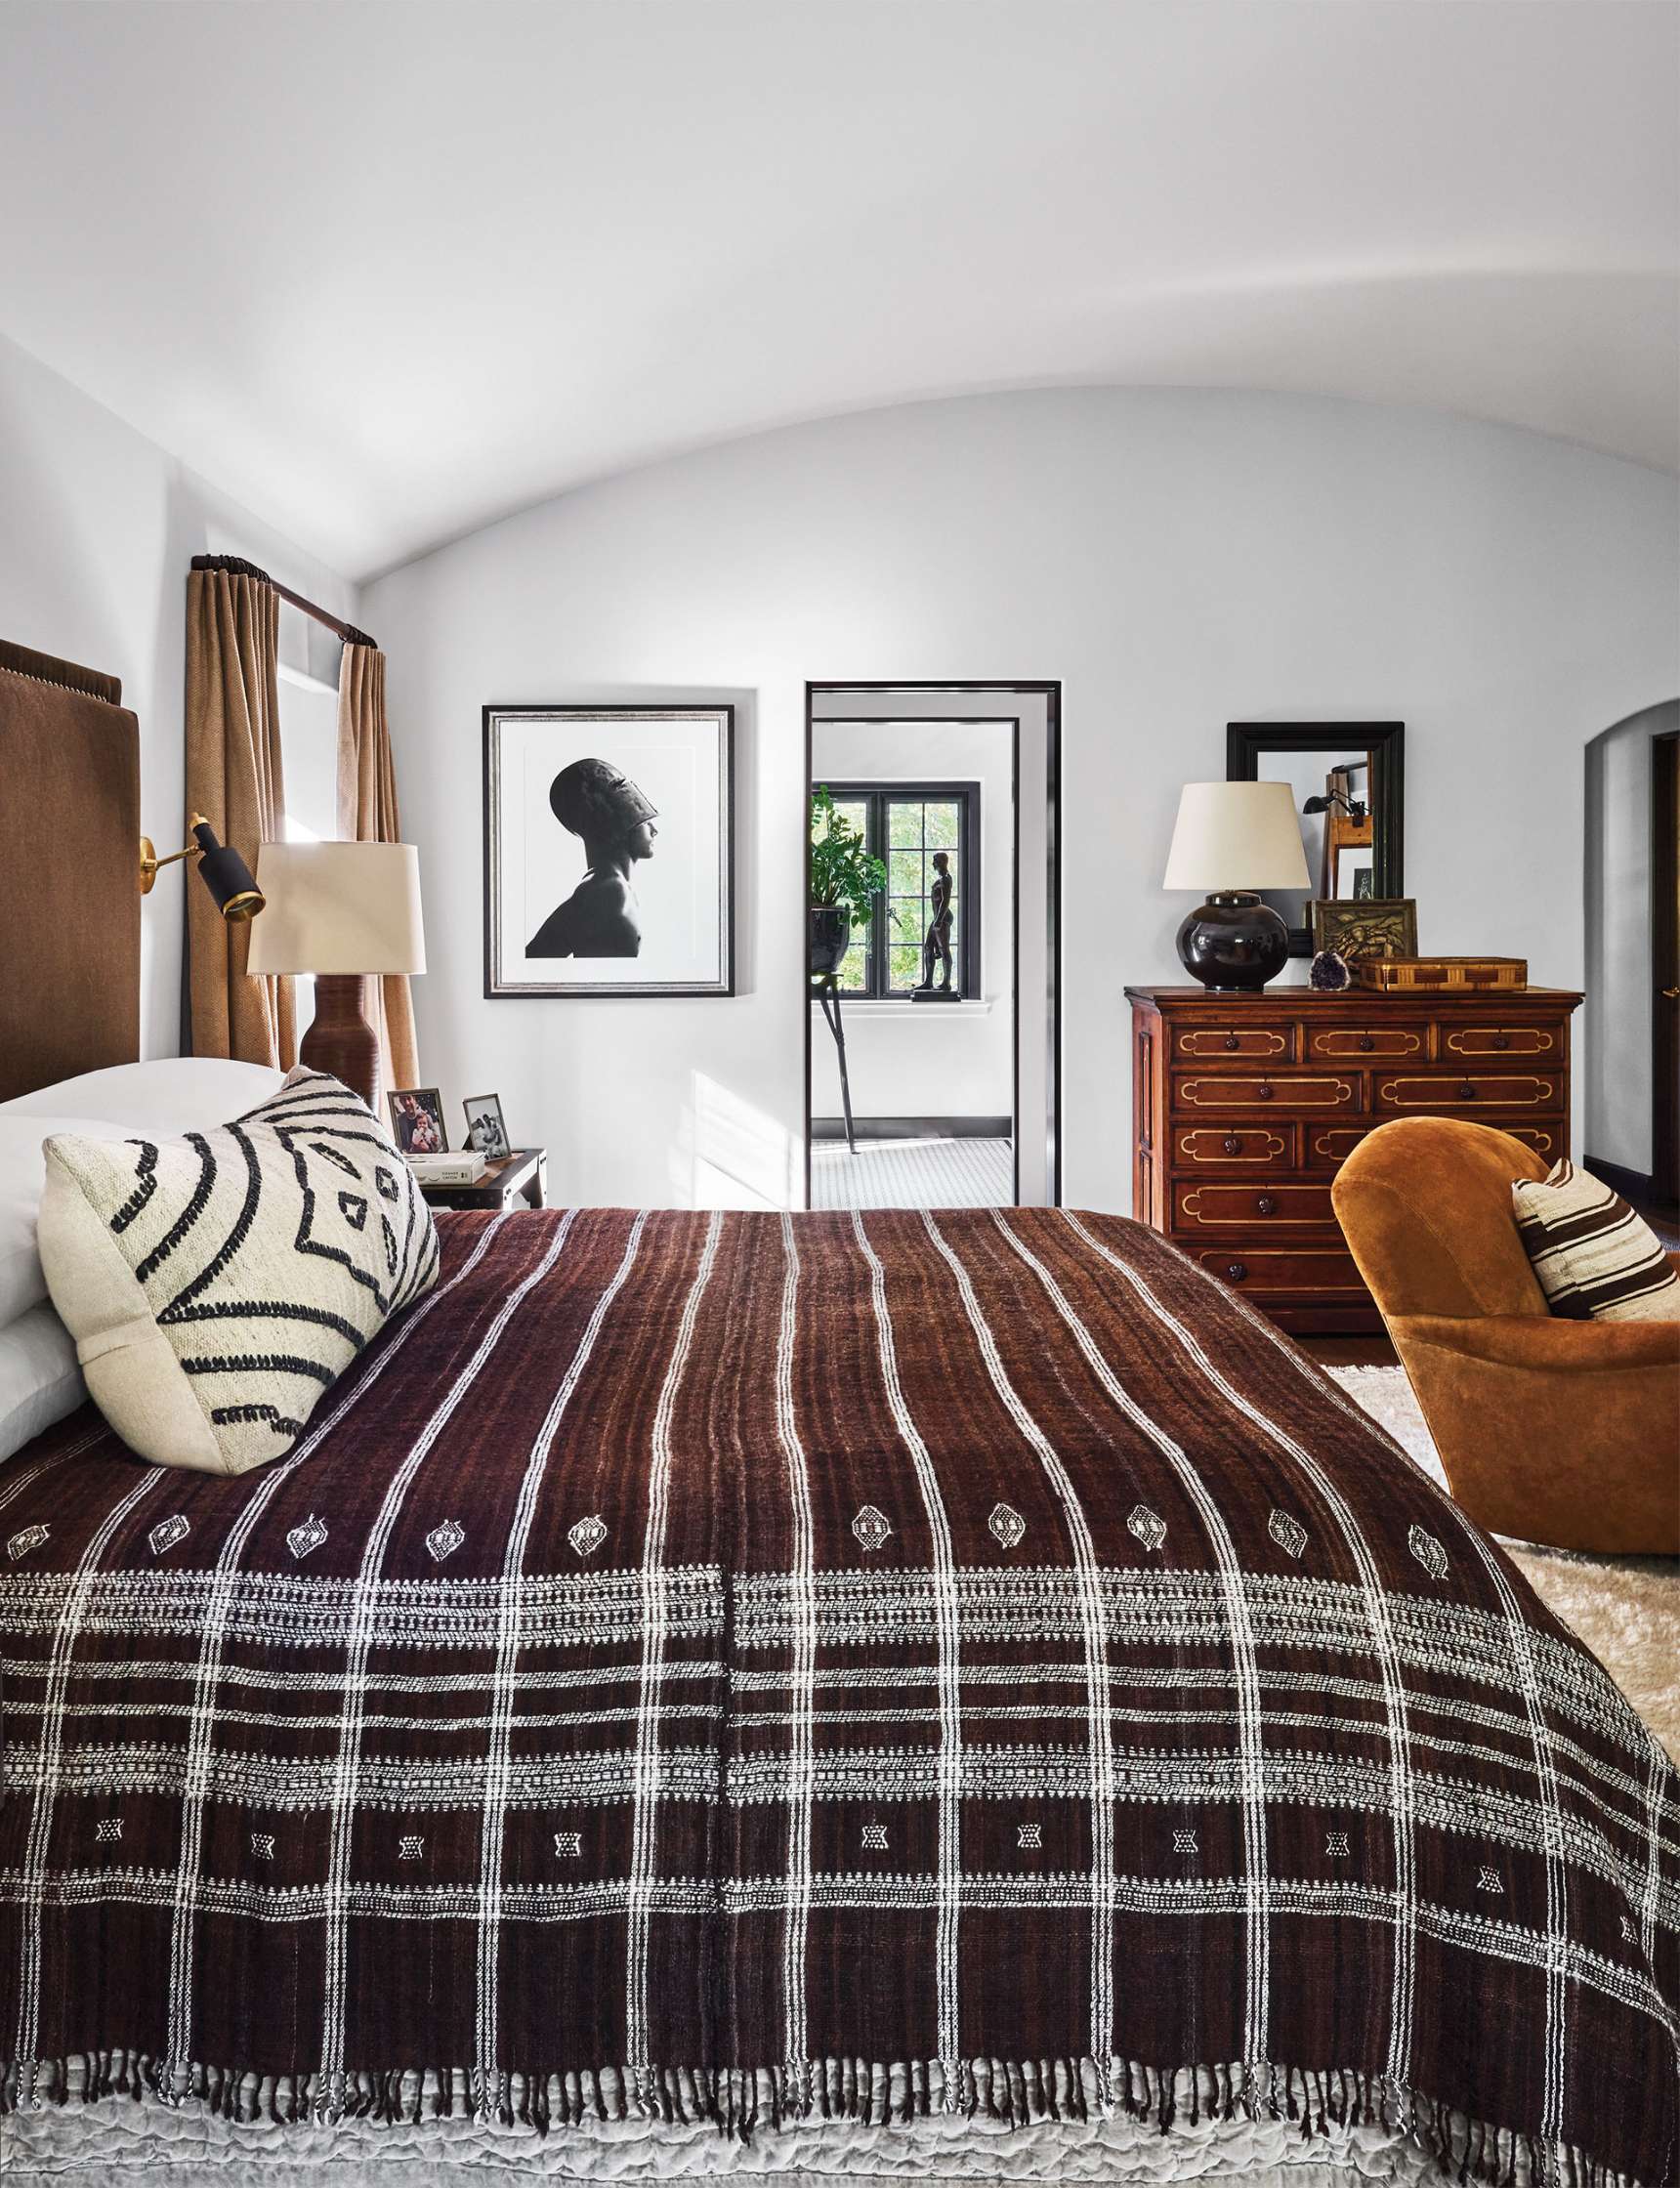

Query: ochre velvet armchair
<box><xmin>1331</xmin><ymin>1116</ymin><xmax>1679</xmax><ymax>1554</ymax></box>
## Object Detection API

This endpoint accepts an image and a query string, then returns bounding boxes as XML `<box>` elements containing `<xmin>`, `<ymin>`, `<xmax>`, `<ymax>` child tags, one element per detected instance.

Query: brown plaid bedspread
<box><xmin>1</xmin><ymin>1208</ymin><xmax>1674</xmax><ymax>2182</ymax></box>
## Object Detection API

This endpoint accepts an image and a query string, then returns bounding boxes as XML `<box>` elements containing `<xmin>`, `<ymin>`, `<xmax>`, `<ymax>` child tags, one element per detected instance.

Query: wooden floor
<box><xmin>1297</xmin><ymin>1333</ymin><xmax>1399</xmax><ymax>1368</ymax></box>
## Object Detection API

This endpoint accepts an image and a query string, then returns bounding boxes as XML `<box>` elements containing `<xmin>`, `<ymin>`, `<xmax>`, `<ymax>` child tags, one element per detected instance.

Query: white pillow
<box><xmin>0</xmin><ymin>1059</ymin><xmax>284</xmax><ymax>1131</ymax></box>
<box><xmin>0</xmin><ymin>1115</ymin><xmax>141</xmax><ymax>1327</ymax></box>
<box><xmin>0</xmin><ymin>1302</ymin><xmax>85</xmax><ymax>1464</ymax></box>
<box><xmin>0</xmin><ymin>1065</ymin><xmax>287</xmax><ymax>1327</ymax></box>
<box><xmin>38</xmin><ymin>1068</ymin><xmax>440</xmax><ymax>1475</ymax></box>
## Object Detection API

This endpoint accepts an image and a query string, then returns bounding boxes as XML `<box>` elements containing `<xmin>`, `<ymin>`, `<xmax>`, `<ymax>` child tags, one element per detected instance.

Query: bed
<box><xmin>1</xmin><ymin>1199</ymin><xmax>1675</xmax><ymax>2185</ymax></box>
<box><xmin>0</xmin><ymin>645</ymin><xmax>1674</xmax><ymax>2184</ymax></box>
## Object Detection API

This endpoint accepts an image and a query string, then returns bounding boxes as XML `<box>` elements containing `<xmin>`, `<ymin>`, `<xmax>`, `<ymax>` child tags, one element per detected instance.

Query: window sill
<box><xmin>810</xmin><ymin>997</ymin><xmax>993</xmax><ymax>1019</ymax></box>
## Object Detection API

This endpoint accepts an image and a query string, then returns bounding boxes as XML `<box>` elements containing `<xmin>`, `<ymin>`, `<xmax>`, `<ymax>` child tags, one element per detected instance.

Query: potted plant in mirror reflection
<box><xmin>809</xmin><ymin>787</ymin><xmax>887</xmax><ymax>979</ymax></box>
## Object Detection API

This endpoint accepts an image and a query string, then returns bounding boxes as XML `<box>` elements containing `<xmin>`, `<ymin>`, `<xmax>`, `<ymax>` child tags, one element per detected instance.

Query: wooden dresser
<box><xmin>1125</xmin><ymin>985</ymin><xmax>1582</xmax><ymax>1333</ymax></box>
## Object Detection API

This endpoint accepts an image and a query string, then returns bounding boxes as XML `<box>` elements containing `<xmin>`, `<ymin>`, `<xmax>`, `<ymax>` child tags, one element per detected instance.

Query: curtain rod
<box><xmin>190</xmin><ymin>555</ymin><xmax>378</xmax><ymax>651</ymax></box>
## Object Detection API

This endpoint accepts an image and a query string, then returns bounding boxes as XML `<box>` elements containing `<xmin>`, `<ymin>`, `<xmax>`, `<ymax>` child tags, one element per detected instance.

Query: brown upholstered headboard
<box><xmin>0</xmin><ymin>638</ymin><xmax>141</xmax><ymax>1101</ymax></box>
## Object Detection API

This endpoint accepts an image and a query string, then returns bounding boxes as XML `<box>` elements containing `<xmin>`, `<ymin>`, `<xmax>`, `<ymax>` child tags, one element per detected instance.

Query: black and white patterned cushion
<box><xmin>37</xmin><ymin>1068</ymin><xmax>440</xmax><ymax>1473</ymax></box>
<box><xmin>1511</xmin><ymin>1157</ymin><xmax>1680</xmax><ymax>1323</ymax></box>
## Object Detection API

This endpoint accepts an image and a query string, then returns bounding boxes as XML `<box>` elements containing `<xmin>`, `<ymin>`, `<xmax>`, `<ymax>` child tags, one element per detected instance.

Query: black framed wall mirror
<box><xmin>1226</xmin><ymin>721</ymin><xmax>1405</xmax><ymax>955</ymax></box>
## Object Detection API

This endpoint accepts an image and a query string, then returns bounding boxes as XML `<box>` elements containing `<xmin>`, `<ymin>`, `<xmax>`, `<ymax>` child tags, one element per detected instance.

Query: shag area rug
<box><xmin>1328</xmin><ymin>1364</ymin><xmax>1679</xmax><ymax>1765</ymax></box>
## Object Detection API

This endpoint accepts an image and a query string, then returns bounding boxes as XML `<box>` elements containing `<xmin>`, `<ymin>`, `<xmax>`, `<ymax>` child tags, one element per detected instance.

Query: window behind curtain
<box><xmin>275</xmin><ymin>652</ymin><xmax>342</xmax><ymax>1027</ymax></box>
<box><xmin>817</xmin><ymin>784</ymin><xmax>979</xmax><ymax>999</ymax></box>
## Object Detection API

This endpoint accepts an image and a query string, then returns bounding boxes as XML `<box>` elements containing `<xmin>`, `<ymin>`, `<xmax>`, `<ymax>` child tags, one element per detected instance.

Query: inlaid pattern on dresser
<box><xmin>1127</xmin><ymin>985</ymin><xmax>1580</xmax><ymax>1334</ymax></box>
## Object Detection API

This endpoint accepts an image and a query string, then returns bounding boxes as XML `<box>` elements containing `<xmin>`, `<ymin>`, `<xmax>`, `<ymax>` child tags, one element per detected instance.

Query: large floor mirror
<box><xmin>805</xmin><ymin>684</ymin><xmax>1061</xmax><ymax>1210</ymax></box>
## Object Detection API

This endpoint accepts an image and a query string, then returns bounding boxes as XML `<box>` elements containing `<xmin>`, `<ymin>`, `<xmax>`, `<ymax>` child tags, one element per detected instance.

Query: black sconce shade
<box><xmin>191</xmin><ymin>821</ymin><xmax>265</xmax><ymax>922</ymax></box>
<box><xmin>138</xmin><ymin>815</ymin><xmax>266</xmax><ymax>923</ymax></box>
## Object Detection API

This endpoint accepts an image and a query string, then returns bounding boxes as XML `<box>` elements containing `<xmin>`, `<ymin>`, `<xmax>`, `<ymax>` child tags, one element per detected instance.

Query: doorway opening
<box><xmin>1583</xmin><ymin>698</ymin><xmax>1680</xmax><ymax>1241</ymax></box>
<box><xmin>804</xmin><ymin>683</ymin><xmax>1061</xmax><ymax>1211</ymax></box>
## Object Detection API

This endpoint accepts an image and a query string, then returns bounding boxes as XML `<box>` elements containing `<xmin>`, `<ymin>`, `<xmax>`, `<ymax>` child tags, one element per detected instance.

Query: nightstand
<box><xmin>415</xmin><ymin>1148</ymin><xmax>548</xmax><ymax>1212</ymax></box>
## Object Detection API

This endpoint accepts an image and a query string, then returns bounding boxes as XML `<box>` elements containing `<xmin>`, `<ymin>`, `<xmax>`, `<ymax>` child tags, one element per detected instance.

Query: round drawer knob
<box><xmin>1256</xmin><ymin>1196</ymin><xmax>1277</xmax><ymax>1216</ymax></box>
<box><xmin>1491</xmin><ymin>1034</ymin><xmax>1510</xmax><ymax>1051</ymax></box>
<box><xmin>1222</xmin><ymin>1134</ymin><xmax>1240</xmax><ymax>1156</ymax></box>
<box><xmin>1224</xmin><ymin>1033</ymin><xmax>1239</xmax><ymax>1051</ymax></box>
<box><xmin>1257</xmin><ymin>1082</ymin><xmax>1275</xmax><ymax>1100</ymax></box>
<box><xmin>1226</xmin><ymin>1261</ymin><xmax>1248</xmax><ymax>1283</ymax></box>
<box><xmin>1357</xmin><ymin>1035</ymin><xmax>1374</xmax><ymax>1053</ymax></box>
<box><xmin>1459</xmin><ymin>1082</ymin><xmax>1477</xmax><ymax>1101</ymax></box>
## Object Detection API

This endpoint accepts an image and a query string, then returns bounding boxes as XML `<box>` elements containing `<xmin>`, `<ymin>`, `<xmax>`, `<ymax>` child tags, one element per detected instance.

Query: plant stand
<box><xmin>812</xmin><ymin>973</ymin><xmax>857</xmax><ymax>1157</ymax></box>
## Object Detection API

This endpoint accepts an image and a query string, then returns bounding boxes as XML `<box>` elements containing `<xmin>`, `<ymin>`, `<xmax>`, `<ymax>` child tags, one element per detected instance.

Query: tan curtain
<box><xmin>186</xmin><ymin>564</ymin><xmax>295</xmax><ymax>1067</ymax></box>
<box><xmin>336</xmin><ymin>642</ymin><xmax>419</xmax><ymax>1090</ymax></box>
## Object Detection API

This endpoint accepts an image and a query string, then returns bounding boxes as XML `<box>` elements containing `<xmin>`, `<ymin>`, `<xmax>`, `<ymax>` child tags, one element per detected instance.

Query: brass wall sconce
<box><xmin>139</xmin><ymin>814</ymin><xmax>266</xmax><ymax>923</ymax></box>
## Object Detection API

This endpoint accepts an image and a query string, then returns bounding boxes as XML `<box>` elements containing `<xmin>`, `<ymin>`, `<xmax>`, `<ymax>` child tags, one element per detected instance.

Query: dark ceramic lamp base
<box><xmin>1176</xmin><ymin>891</ymin><xmax>1289</xmax><ymax>992</ymax></box>
<box><xmin>299</xmin><ymin>974</ymin><xmax>380</xmax><ymax>1108</ymax></box>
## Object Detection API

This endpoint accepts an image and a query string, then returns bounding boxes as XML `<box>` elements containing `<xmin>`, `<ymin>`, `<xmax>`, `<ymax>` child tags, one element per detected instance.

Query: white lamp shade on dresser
<box><xmin>245</xmin><ymin>843</ymin><xmax>427</xmax><ymax>977</ymax></box>
<box><xmin>1162</xmin><ymin>781</ymin><xmax>1311</xmax><ymax>893</ymax></box>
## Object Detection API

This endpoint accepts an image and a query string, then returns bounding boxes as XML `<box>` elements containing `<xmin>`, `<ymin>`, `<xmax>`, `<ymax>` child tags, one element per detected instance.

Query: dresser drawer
<box><xmin>1303</xmin><ymin>1123</ymin><xmax>1378</xmax><ymax>1170</ymax></box>
<box><xmin>1175</xmin><ymin>1072</ymin><xmax>1361</xmax><ymax>1114</ymax></box>
<box><xmin>1195</xmin><ymin>1247</ymin><xmax>1366</xmax><ymax>1295</ymax></box>
<box><xmin>1171</xmin><ymin>1124</ymin><xmax>1293</xmax><ymax>1171</ymax></box>
<box><xmin>1172</xmin><ymin>1021</ymin><xmax>1297</xmax><ymax>1062</ymax></box>
<box><xmin>1174</xmin><ymin>1182</ymin><xmax>1337</xmax><ymax>1231</ymax></box>
<box><xmin>1374</xmin><ymin>1071</ymin><xmax>1563</xmax><ymax>1115</ymax></box>
<box><xmin>1307</xmin><ymin>1024</ymin><xmax>1428</xmax><ymax>1061</ymax></box>
<box><xmin>1304</xmin><ymin>1116</ymin><xmax>1567</xmax><ymax>1170</ymax></box>
<box><xmin>1440</xmin><ymin>1023</ymin><xmax>1563</xmax><ymax>1061</ymax></box>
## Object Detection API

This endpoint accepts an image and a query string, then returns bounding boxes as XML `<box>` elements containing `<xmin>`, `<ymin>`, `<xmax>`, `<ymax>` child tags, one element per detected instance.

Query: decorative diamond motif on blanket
<box><xmin>852</xmin><ymin>1505</ymin><xmax>892</xmax><ymax>1553</ymax></box>
<box><xmin>6</xmin><ymin>1525</ymin><xmax>48</xmax><ymax>1562</ymax></box>
<box><xmin>1477</xmin><ymin>1866</ymin><xmax>1503</xmax><ymax>1894</ymax></box>
<box><xmin>425</xmin><ymin>1520</ymin><xmax>465</xmax><ymax>1564</ymax></box>
<box><xmin>1408</xmin><ymin>1524</ymin><xmax>1449</xmax><ymax>1579</ymax></box>
<box><xmin>1325</xmin><ymin>1830</ymin><xmax>1350</xmax><ymax>1858</ymax></box>
<box><xmin>286</xmin><ymin>1515</ymin><xmax>328</xmax><ymax>1562</ymax></box>
<box><xmin>1127</xmin><ymin>1504</ymin><xmax>1167</xmax><ymax>1553</ymax></box>
<box><xmin>567</xmin><ymin>1515</ymin><xmax>607</xmax><ymax>1560</ymax></box>
<box><xmin>1620</xmin><ymin>1914</ymin><xmax>1638</xmax><ymax>1946</ymax></box>
<box><xmin>1017</xmin><ymin>1822</ymin><xmax>1042</xmax><ymax>1850</ymax></box>
<box><xmin>1268</xmin><ymin>1509</ymin><xmax>1307</xmax><ymax>1560</ymax></box>
<box><xmin>988</xmin><ymin>1502</ymin><xmax>1027</xmax><ymax>1550</ymax></box>
<box><xmin>95</xmin><ymin>1818</ymin><xmax>122</xmax><ymax>1843</ymax></box>
<box><xmin>861</xmin><ymin>1823</ymin><xmax>889</xmax><ymax>1851</ymax></box>
<box><xmin>399</xmin><ymin>1834</ymin><xmax>424</xmax><ymax>1859</ymax></box>
<box><xmin>147</xmin><ymin>1515</ymin><xmax>190</xmax><ymax>1558</ymax></box>
<box><xmin>1173</xmin><ymin>1830</ymin><xmax>1197</xmax><ymax>1855</ymax></box>
<box><xmin>554</xmin><ymin>1830</ymin><xmax>583</xmax><ymax>1857</ymax></box>
<box><xmin>251</xmin><ymin>1833</ymin><xmax>275</xmax><ymax>1860</ymax></box>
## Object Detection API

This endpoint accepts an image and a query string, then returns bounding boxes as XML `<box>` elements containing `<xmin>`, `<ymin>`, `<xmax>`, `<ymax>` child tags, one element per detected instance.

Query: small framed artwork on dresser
<box><xmin>483</xmin><ymin>704</ymin><xmax>735</xmax><ymax>998</ymax></box>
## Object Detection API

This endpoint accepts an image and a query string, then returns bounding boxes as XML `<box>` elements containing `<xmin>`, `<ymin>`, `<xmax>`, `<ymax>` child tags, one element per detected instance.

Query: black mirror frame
<box><xmin>1225</xmin><ymin>720</ymin><xmax>1405</xmax><ymax>956</ymax></box>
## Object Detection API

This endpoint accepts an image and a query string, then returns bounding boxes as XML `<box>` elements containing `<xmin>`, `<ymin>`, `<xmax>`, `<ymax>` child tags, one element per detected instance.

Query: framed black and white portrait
<box><xmin>462</xmin><ymin>1093</ymin><xmax>511</xmax><ymax>1159</ymax></box>
<box><xmin>483</xmin><ymin>705</ymin><xmax>734</xmax><ymax>997</ymax></box>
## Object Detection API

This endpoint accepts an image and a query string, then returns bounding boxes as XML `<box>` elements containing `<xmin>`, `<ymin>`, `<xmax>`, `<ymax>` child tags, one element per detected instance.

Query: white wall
<box><xmin>0</xmin><ymin>331</ymin><xmax>358</xmax><ymax>1060</ymax></box>
<box><xmin>1584</xmin><ymin>698</ymin><xmax>1678</xmax><ymax>1176</ymax></box>
<box><xmin>810</xmin><ymin>719</ymin><xmax>1014</xmax><ymax>1123</ymax></box>
<box><xmin>363</xmin><ymin>388</ymin><xmax>1680</xmax><ymax>1213</ymax></box>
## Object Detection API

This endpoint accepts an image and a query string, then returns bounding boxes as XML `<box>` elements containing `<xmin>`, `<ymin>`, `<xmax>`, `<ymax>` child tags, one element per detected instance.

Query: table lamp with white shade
<box><xmin>246</xmin><ymin>842</ymin><xmax>426</xmax><ymax>1106</ymax></box>
<box><xmin>1162</xmin><ymin>780</ymin><xmax>1310</xmax><ymax>991</ymax></box>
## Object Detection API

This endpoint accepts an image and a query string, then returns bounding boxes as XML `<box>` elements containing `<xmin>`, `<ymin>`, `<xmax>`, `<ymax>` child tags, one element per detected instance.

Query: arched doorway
<box><xmin>1583</xmin><ymin>698</ymin><xmax>1679</xmax><ymax>1222</ymax></box>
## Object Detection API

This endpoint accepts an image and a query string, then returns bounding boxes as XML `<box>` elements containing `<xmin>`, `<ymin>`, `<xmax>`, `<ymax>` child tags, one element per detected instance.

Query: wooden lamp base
<box><xmin>299</xmin><ymin>974</ymin><xmax>380</xmax><ymax>1109</ymax></box>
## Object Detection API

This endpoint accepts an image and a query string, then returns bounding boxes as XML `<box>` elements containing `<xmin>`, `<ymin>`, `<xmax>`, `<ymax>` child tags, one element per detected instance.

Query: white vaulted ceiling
<box><xmin>2</xmin><ymin>0</ymin><xmax>1674</xmax><ymax>580</ymax></box>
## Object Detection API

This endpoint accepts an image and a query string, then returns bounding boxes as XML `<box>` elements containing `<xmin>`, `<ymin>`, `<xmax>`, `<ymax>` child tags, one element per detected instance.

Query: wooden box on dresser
<box><xmin>1125</xmin><ymin>985</ymin><xmax>1582</xmax><ymax>1334</ymax></box>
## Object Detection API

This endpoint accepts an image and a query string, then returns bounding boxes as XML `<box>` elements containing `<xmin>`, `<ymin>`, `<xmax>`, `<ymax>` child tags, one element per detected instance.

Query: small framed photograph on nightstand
<box><xmin>462</xmin><ymin>1093</ymin><xmax>512</xmax><ymax>1161</ymax></box>
<box><xmin>387</xmin><ymin>1086</ymin><xmax>448</xmax><ymax>1156</ymax></box>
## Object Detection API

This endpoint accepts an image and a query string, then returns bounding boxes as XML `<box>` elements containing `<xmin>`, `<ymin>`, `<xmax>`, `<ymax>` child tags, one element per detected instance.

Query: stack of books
<box><xmin>403</xmin><ymin>1151</ymin><xmax>487</xmax><ymax>1188</ymax></box>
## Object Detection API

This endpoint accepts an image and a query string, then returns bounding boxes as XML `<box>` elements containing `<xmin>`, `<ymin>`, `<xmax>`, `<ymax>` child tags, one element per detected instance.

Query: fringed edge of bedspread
<box><xmin>0</xmin><ymin>2054</ymin><xmax>1643</xmax><ymax>2188</ymax></box>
